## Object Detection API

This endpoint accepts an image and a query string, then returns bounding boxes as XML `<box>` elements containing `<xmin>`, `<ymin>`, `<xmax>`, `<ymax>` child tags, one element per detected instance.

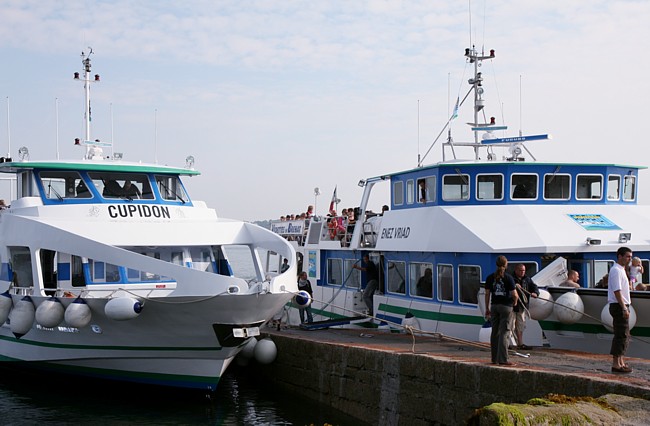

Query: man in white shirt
<box><xmin>608</xmin><ymin>246</ymin><xmax>633</xmax><ymax>373</ymax></box>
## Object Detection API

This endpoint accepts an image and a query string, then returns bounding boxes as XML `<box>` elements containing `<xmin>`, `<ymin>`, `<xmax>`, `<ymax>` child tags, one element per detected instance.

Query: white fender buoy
<box><xmin>0</xmin><ymin>291</ymin><xmax>13</xmax><ymax>325</ymax></box>
<box><xmin>10</xmin><ymin>296</ymin><xmax>35</xmax><ymax>338</ymax></box>
<box><xmin>402</xmin><ymin>312</ymin><xmax>420</xmax><ymax>332</ymax></box>
<box><xmin>64</xmin><ymin>297</ymin><xmax>92</xmax><ymax>328</ymax></box>
<box><xmin>479</xmin><ymin>321</ymin><xmax>491</xmax><ymax>343</ymax></box>
<box><xmin>254</xmin><ymin>338</ymin><xmax>277</xmax><ymax>364</ymax></box>
<box><xmin>553</xmin><ymin>292</ymin><xmax>584</xmax><ymax>324</ymax></box>
<box><xmin>105</xmin><ymin>297</ymin><xmax>143</xmax><ymax>321</ymax></box>
<box><xmin>601</xmin><ymin>304</ymin><xmax>637</xmax><ymax>333</ymax></box>
<box><xmin>293</xmin><ymin>291</ymin><xmax>312</xmax><ymax>308</ymax></box>
<box><xmin>529</xmin><ymin>289</ymin><xmax>554</xmax><ymax>320</ymax></box>
<box><xmin>35</xmin><ymin>297</ymin><xmax>65</xmax><ymax>328</ymax></box>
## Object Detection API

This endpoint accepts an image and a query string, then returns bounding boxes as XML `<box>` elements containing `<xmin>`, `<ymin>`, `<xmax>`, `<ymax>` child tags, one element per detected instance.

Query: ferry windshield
<box><xmin>39</xmin><ymin>171</ymin><xmax>92</xmax><ymax>200</ymax></box>
<box><xmin>88</xmin><ymin>172</ymin><xmax>154</xmax><ymax>200</ymax></box>
<box><xmin>155</xmin><ymin>175</ymin><xmax>188</xmax><ymax>203</ymax></box>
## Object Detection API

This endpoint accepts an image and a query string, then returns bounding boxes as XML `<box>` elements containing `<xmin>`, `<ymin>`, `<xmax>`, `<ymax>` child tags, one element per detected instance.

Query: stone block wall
<box><xmin>252</xmin><ymin>334</ymin><xmax>650</xmax><ymax>425</ymax></box>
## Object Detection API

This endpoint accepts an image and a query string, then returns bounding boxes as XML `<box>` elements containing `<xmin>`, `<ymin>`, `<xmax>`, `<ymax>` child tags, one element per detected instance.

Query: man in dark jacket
<box><xmin>512</xmin><ymin>264</ymin><xmax>539</xmax><ymax>350</ymax></box>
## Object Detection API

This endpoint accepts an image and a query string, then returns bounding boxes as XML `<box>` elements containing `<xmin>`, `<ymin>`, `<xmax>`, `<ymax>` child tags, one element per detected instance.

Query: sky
<box><xmin>1</xmin><ymin>1</ymin><xmax>649</xmax><ymax>221</ymax></box>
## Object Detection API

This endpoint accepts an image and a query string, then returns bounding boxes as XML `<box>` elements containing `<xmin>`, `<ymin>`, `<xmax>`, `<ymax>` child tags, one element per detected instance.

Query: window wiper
<box><xmin>159</xmin><ymin>181</ymin><xmax>186</xmax><ymax>204</ymax></box>
<box><xmin>48</xmin><ymin>183</ymin><xmax>63</xmax><ymax>201</ymax></box>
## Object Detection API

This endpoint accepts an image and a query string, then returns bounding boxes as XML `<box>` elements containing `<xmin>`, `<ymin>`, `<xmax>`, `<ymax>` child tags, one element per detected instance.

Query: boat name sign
<box><xmin>107</xmin><ymin>204</ymin><xmax>171</xmax><ymax>219</ymax></box>
<box><xmin>380</xmin><ymin>226</ymin><xmax>411</xmax><ymax>240</ymax></box>
<box><xmin>270</xmin><ymin>220</ymin><xmax>304</xmax><ymax>236</ymax></box>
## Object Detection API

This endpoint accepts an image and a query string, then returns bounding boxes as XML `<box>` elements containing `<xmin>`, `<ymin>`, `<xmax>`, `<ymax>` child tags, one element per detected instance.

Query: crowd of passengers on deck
<box><xmin>276</xmin><ymin>204</ymin><xmax>389</xmax><ymax>247</ymax></box>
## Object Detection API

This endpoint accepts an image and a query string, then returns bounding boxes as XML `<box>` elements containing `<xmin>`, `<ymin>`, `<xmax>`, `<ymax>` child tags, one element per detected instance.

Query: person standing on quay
<box><xmin>512</xmin><ymin>263</ymin><xmax>539</xmax><ymax>350</ymax></box>
<box><xmin>484</xmin><ymin>255</ymin><xmax>519</xmax><ymax>366</ymax></box>
<box><xmin>609</xmin><ymin>246</ymin><xmax>633</xmax><ymax>373</ymax></box>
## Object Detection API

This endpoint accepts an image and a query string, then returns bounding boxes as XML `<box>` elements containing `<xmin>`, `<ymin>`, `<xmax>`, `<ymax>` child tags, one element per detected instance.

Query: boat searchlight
<box><xmin>586</xmin><ymin>237</ymin><xmax>601</xmax><ymax>246</ymax></box>
<box><xmin>619</xmin><ymin>233</ymin><xmax>631</xmax><ymax>243</ymax></box>
<box><xmin>18</xmin><ymin>146</ymin><xmax>29</xmax><ymax>161</ymax></box>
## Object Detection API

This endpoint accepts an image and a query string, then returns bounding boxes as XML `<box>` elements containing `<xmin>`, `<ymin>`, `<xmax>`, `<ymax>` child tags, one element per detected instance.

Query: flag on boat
<box><xmin>451</xmin><ymin>97</ymin><xmax>459</xmax><ymax>120</ymax></box>
<box><xmin>329</xmin><ymin>186</ymin><xmax>340</xmax><ymax>213</ymax></box>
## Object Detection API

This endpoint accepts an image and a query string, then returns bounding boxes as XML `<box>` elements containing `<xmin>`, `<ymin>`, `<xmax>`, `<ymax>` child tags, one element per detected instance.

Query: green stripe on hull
<box><xmin>377</xmin><ymin>303</ymin><xmax>485</xmax><ymax>325</ymax></box>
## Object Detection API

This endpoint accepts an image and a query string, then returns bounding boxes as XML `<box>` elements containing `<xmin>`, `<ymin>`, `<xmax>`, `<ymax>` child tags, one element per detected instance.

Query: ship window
<box><xmin>576</xmin><ymin>174</ymin><xmax>603</xmax><ymax>200</ymax></box>
<box><xmin>623</xmin><ymin>175</ymin><xmax>636</xmax><ymax>201</ymax></box>
<box><xmin>409</xmin><ymin>262</ymin><xmax>432</xmax><ymax>298</ymax></box>
<box><xmin>155</xmin><ymin>175</ymin><xmax>188</xmax><ymax>203</ymax></box>
<box><xmin>511</xmin><ymin>174</ymin><xmax>538</xmax><ymax>199</ymax></box>
<box><xmin>393</xmin><ymin>181</ymin><xmax>404</xmax><ymax>206</ymax></box>
<box><xmin>327</xmin><ymin>258</ymin><xmax>343</xmax><ymax>285</ymax></box>
<box><xmin>344</xmin><ymin>259</ymin><xmax>361</xmax><ymax>289</ymax></box>
<box><xmin>437</xmin><ymin>264</ymin><xmax>453</xmax><ymax>302</ymax></box>
<box><xmin>127</xmin><ymin>252</ymin><xmax>167</xmax><ymax>282</ymax></box>
<box><xmin>607</xmin><ymin>175</ymin><xmax>621</xmax><ymax>200</ymax></box>
<box><xmin>8</xmin><ymin>246</ymin><xmax>33</xmax><ymax>288</ymax></box>
<box><xmin>594</xmin><ymin>260</ymin><xmax>614</xmax><ymax>288</ymax></box>
<box><xmin>476</xmin><ymin>174</ymin><xmax>503</xmax><ymax>200</ymax></box>
<box><xmin>89</xmin><ymin>260</ymin><xmax>121</xmax><ymax>283</ymax></box>
<box><xmin>459</xmin><ymin>265</ymin><xmax>481</xmax><ymax>304</ymax></box>
<box><xmin>222</xmin><ymin>245</ymin><xmax>258</xmax><ymax>280</ymax></box>
<box><xmin>641</xmin><ymin>260</ymin><xmax>649</xmax><ymax>286</ymax></box>
<box><xmin>406</xmin><ymin>180</ymin><xmax>414</xmax><ymax>204</ymax></box>
<box><xmin>442</xmin><ymin>174</ymin><xmax>469</xmax><ymax>201</ymax></box>
<box><xmin>189</xmin><ymin>247</ymin><xmax>214</xmax><ymax>272</ymax></box>
<box><xmin>543</xmin><ymin>173</ymin><xmax>571</xmax><ymax>200</ymax></box>
<box><xmin>386</xmin><ymin>261</ymin><xmax>406</xmax><ymax>294</ymax></box>
<box><xmin>71</xmin><ymin>255</ymin><xmax>86</xmax><ymax>287</ymax></box>
<box><xmin>88</xmin><ymin>172</ymin><xmax>154</xmax><ymax>200</ymax></box>
<box><xmin>417</xmin><ymin>176</ymin><xmax>436</xmax><ymax>203</ymax></box>
<box><xmin>171</xmin><ymin>251</ymin><xmax>184</xmax><ymax>266</ymax></box>
<box><xmin>39</xmin><ymin>171</ymin><xmax>92</xmax><ymax>200</ymax></box>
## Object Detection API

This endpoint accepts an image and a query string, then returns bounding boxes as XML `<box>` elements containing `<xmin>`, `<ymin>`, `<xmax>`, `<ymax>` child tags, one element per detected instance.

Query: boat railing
<box><xmin>10</xmin><ymin>286</ymin><xmax>33</xmax><ymax>296</ymax></box>
<box><xmin>271</xmin><ymin>216</ymin><xmax>358</xmax><ymax>247</ymax></box>
<box><xmin>322</xmin><ymin>215</ymin><xmax>349</xmax><ymax>246</ymax></box>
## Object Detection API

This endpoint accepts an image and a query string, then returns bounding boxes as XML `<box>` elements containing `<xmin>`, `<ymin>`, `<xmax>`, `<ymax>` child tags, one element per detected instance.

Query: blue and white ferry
<box><xmin>0</xmin><ymin>50</ymin><xmax>297</xmax><ymax>390</ymax></box>
<box><xmin>272</xmin><ymin>46</ymin><xmax>650</xmax><ymax>359</ymax></box>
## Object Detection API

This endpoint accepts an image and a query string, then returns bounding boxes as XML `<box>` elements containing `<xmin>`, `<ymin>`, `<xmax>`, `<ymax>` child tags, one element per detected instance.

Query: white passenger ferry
<box><xmin>271</xmin><ymin>46</ymin><xmax>650</xmax><ymax>359</ymax></box>
<box><xmin>0</xmin><ymin>50</ymin><xmax>297</xmax><ymax>390</ymax></box>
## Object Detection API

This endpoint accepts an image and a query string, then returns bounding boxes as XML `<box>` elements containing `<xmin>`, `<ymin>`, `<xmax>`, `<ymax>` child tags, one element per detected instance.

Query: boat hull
<box><xmin>0</xmin><ymin>293</ymin><xmax>288</xmax><ymax>390</ymax></box>
<box><xmin>541</xmin><ymin>288</ymin><xmax>650</xmax><ymax>359</ymax></box>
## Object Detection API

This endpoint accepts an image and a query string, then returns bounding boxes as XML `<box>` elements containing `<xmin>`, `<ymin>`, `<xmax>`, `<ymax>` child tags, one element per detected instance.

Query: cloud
<box><xmin>1</xmin><ymin>1</ymin><xmax>650</xmax><ymax>219</ymax></box>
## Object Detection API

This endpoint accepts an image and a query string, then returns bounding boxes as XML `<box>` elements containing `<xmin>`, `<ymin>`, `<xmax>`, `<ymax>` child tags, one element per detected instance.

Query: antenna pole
<box><xmin>519</xmin><ymin>74</ymin><xmax>523</xmax><ymax>137</ymax></box>
<box><xmin>154</xmin><ymin>109</ymin><xmax>158</xmax><ymax>164</ymax></box>
<box><xmin>74</xmin><ymin>48</ymin><xmax>101</xmax><ymax>159</ymax></box>
<box><xmin>55</xmin><ymin>98</ymin><xmax>60</xmax><ymax>160</ymax></box>
<box><xmin>417</xmin><ymin>100</ymin><xmax>420</xmax><ymax>166</ymax></box>
<box><xmin>83</xmin><ymin>52</ymin><xmax>92</xmax><ymax>144</ymax></box>
<box><xmin>5</xmin><ymin>97</ymin><xmax>10</xmax><ymax>158</ymax></box>
<box><xmin>110</xmin><ymin>103</ymin><xmax>114</xmax><ymax>156</ymax></box>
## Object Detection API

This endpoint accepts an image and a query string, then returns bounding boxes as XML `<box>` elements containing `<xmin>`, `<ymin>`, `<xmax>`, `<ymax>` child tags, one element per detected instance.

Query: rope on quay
<box><xmin>285</xmin><ymin>290</ymin><xmax>494</xmax><ymax>355</ymax></box>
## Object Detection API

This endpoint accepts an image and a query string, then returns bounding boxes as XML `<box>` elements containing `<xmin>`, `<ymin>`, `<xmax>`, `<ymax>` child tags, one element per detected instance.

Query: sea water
<box><xmin>0</xmin><ymin>367</ymin><xmax>363</xmax><ymax>425</ymax></box>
